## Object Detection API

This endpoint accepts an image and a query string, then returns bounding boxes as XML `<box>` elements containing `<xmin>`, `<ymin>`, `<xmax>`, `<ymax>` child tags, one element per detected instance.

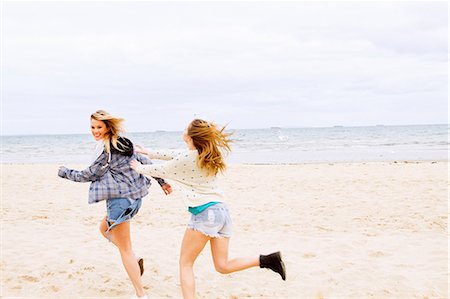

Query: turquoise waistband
<box><xmin>188</xmin><ymin>201</ymin><xmax>220</xmax><ymax>215</ymax></box>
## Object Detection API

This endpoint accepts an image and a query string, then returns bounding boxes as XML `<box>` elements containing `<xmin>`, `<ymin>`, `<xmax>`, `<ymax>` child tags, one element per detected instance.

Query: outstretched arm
<box><xmin>135</xmin><ymin>145</ymin><xmax>183</xmax><ymax>161</ymax></box>
<box><xmin>135</xmin><ymin>152</ymin><xmax>172</xmax><ymax>195</ymax></box>
<box><xmin>130</xmin><ymin>158</ymin><xmax>178</xmax><ymax>181</ymax></box>
<box><xmin>58</xmin><ymin>152</ymin><xmax>109</xmax><ymax>182</ymax></box>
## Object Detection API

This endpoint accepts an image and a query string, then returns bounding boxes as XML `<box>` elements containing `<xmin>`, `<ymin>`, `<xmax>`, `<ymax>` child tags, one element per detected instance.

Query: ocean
<box><xmin>1</xmin><ymin>124</ymin><xmax>448</xmax><ymax>164</ymax></box>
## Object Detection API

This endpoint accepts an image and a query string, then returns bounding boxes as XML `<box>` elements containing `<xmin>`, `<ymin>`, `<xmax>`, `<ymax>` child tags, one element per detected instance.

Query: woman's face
<box><xmin>91</xmin><ymin>119</ymin><xmax>108</xmax><ymax>141</ymax></box>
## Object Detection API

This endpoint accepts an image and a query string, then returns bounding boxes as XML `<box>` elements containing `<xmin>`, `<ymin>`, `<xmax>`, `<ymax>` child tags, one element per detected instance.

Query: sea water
<box><xmin>1</xmin><ymin>124</ymin><xmax>448</xmax><ymax>164</ymax></box>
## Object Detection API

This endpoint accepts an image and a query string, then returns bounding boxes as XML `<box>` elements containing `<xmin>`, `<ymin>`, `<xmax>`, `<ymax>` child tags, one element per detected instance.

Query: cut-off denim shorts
<box><xmin>105</xmin><ymin>197</ymin><xmax>142</xmax><ymax>241</ymax></box>
<box><xmin>187</xmin><ymin>202</ymin><xmax>233</xmax><ymax>238</ymax></box>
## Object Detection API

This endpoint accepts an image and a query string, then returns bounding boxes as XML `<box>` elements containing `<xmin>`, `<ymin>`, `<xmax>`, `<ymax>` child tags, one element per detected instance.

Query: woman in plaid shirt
<box><xmin>58</xmin><ymin>110</ymin><xmax>171</xmax><ymax>299</ymax></box>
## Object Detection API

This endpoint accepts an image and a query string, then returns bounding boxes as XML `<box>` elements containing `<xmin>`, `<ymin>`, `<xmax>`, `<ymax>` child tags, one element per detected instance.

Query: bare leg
<box><xmin>99</xmin><ymin>217</ymin><xmax>145</xmax><ymax>297</ymax></box>
<box><xmin>179</xmin><ymin>229</ymin><xmax>210</xmax><ymax>299</ymax></box>
<box><xmin>210</xmin><ymin>237</ymin><xmax>259</xmax><ymax>274</ymax></box>
<box><xmin>100</xmin><ymin>216</ymin><xmax>140</xmax><ymax>258</ymax></box>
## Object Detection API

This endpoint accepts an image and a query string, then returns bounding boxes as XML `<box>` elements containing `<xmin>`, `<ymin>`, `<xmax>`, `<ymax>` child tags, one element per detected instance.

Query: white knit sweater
<box><xmin>135</xmin><ymin>149</ymin><xmax>225</xmax><ymax>208</ymax></box>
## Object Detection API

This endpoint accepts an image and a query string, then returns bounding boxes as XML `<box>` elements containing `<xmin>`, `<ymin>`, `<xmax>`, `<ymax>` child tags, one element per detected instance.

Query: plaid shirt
<box><xmin>58</xmin><ymin>151</ymin><xmax>165</xmax><ymax>204</ymax></box>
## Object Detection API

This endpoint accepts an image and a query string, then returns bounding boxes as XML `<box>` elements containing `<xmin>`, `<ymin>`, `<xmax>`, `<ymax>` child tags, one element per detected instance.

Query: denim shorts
<box><xmin>105</xmin><ymin>198</ymin><xmax>142</xmax><ymax>239</ymax></box>
<box><xmin>187</xmin><ymin>203</ymin><xmax>233</xmax><ymax>238</ymax></box>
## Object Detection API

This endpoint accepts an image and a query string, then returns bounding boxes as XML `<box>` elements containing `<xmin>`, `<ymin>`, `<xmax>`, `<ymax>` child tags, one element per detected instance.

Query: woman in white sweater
<box><xmin>130</xmin><ymin>119</ymin><xmax>285</xmax><ymax>299</ymax></box>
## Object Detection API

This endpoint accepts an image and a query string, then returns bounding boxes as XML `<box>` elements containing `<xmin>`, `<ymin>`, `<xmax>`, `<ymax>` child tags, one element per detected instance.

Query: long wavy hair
<box><xmin>187</xmin><ymin>119</ymin><xmax>232</xmax><ymax>176</ymax></box>
<box><xmin>90</xmin><ymin>110</ymin><xmax>128</xmax><ymax>153</ymax></box>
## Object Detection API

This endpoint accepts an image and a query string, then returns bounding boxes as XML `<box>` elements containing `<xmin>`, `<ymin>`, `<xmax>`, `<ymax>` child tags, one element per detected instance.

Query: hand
<box><xmin>135</xmin><ymin>144</ymin><xmax>149</xmax><ymax>155</ymax></box>
<box><xmin>57</xmin><ymin>166</ymin><xmax>67</xmax><ymax>178</ymax></box>
<box><xmin>130</xmin><ymin>159</ymin><xmax>141</xmax><ymax>170</ymax></box>
<box><xmin>161</xmin><ymin>183</ymin><xmax>172</xmax><ymax>195</ymax></box>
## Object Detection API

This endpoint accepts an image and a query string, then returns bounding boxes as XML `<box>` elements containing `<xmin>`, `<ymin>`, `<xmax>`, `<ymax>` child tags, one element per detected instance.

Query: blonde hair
<box><xmin>187</xmin><ymin>119</ymin><xmax>232</xmax><ymax>176</ymax></box>
<box><xmin>90</xmin><ymin>110</ymin><xmax>128</xmax><ymax>153</ymax></box>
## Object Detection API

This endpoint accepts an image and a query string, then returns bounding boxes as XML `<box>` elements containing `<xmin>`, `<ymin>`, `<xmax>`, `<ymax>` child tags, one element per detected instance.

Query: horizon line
<box><xmin>1</xmin><ymin>123</ymin><xmax>447</xmax><ymax>137</ymax></box>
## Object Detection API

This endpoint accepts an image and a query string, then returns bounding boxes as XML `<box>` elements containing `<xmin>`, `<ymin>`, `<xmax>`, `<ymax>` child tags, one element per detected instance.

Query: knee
<box><xmin>214</xmin><ymin>263</ymin><xmax>229</xmax><ymax>274</ymax></box>
<box><xmin>118</xmin><ymin>246</ymin><xmax>133</xmax><ymax>255</ymax></box>
<box><xmin>179</xmin><ymin>257</ymin><xmax>194</xmax><ymax>269</ymax></box>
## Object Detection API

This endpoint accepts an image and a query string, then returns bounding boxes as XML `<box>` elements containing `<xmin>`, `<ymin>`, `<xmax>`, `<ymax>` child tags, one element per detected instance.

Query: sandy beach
<box><xmin>1</xmin><ymin>161</ymin><xmax>448</xmax><ymax>298</ymax></box>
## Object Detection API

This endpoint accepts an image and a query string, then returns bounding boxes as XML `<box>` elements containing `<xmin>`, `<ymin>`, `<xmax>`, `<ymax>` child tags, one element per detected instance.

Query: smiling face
<box><xmin>90</xmin><ymin>118</ymin><xmax>108</xmax><ymax>141</ymax></box>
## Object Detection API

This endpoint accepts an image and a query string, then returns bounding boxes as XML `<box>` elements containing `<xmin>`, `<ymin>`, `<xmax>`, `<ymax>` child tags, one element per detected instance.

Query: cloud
<box><xmin>2</xmin><ymin>1</ymin><xmax>448</xmax><ymax>135</ymax></box>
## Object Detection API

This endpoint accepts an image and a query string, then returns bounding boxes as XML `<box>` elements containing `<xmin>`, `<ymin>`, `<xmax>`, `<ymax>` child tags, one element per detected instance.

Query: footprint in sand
<box><xmin>75</xmin><ymin>266</ymin><xmax>95</xmax><ymax>275</ymax></box>
<box><xmin>151</xmin><ymin>267</ymin><xmax>160</xmax><ymax>274</ymax></box>
<box><xmin>19</xmin><ymin>275</ymin><xmax>39</xmax><ymax>282</ymax></box>
<box><xmin>83</xmin><ymin>216</ymin><xmax>96</xmax><ymax>225</ymax></box>
<box><xmin>369</xmin><ymin>251</ymin><xmax>386</xmax><ymax>257</ymax></box>
<box><xmin>83</xmin><ymin>266</ymin><xmax>95</xmax><ymax>271</ymax></box>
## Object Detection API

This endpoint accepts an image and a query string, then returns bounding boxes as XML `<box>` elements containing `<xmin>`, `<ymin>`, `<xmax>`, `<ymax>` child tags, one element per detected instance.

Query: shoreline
<box><xmin>1</xmin><ymin>159</ymin><xmax>448</xmax><ymax>166</ymax></box>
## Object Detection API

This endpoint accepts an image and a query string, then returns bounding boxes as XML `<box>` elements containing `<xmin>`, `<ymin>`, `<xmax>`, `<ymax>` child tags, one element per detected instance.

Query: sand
<box><xmin>1</xmin><ymin>161</ymin><xmax>448</xmax><ymax>298</ymax></box>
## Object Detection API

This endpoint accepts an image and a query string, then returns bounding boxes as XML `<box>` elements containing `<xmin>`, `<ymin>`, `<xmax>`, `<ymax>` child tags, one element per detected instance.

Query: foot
<box><xmin>260</xmin><ymin>251</ymin><xmax>286</xmax><ymax>280</ymax></box>
<box><xmin>130</xmin><ymin>295</ymin><xmax>148</xmax><ymax>299</ymax></box>
<box><xmin>137</xmin><ymin>257</ymin><xmax>144</xmax><ymax>276</ymax></box>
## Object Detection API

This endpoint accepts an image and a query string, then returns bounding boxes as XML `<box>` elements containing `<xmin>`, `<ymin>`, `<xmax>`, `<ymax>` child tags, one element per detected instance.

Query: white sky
<box><xmin>1</xmin><ymin>1</ymin><xmax>448</xmax><ymax>135</ymax></box>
